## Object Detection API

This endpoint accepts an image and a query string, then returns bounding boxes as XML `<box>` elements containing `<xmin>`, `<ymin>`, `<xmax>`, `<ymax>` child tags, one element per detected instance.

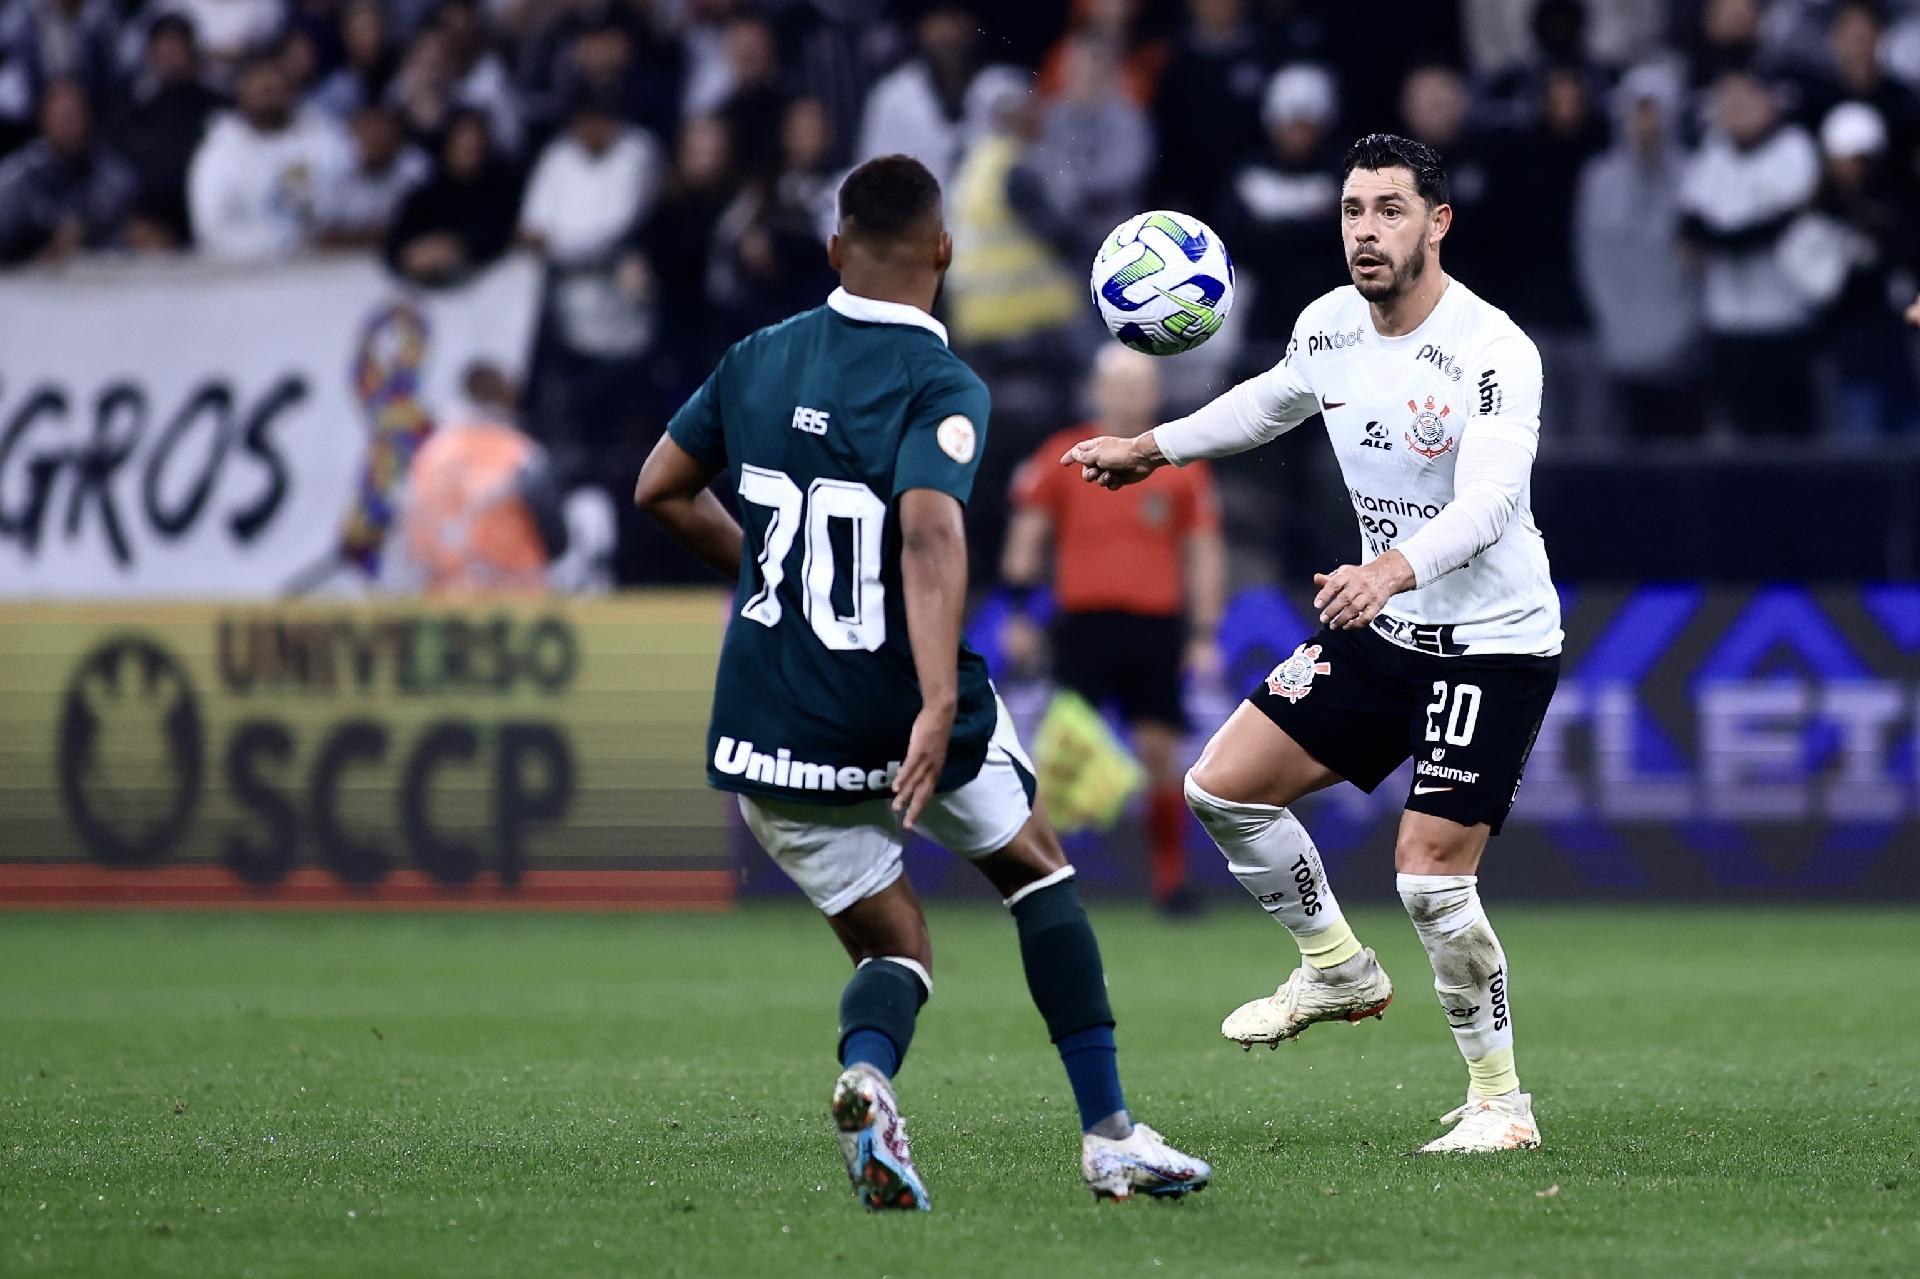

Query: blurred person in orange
<box><xmin>1001</xmin><ymin>345</ymin><xmax>1226</xmax><ymax>915</ymax></box>
<box><xmin>388</xmin><ymin>363</ymin><xmax>569</xmax><ymax>597</ymax></box>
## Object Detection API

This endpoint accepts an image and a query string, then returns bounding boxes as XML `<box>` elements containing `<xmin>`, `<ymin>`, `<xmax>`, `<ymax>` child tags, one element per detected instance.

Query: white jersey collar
<box><xmin>827</xmin><ymin>287</ymin><xmax>948</xmax><ymax>346</ymax></box>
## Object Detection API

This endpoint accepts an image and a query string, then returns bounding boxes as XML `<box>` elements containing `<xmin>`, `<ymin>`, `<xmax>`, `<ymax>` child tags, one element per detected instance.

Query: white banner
<box><xmin>0</xmin><ymin>253</ymin><xmax>542</xmax><ymax>598</ymax></box>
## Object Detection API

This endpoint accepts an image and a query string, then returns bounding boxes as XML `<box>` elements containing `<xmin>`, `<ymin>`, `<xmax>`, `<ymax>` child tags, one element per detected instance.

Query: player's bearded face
<box><xmin>1341</xmin><ymin>169</ymin><xmax>1435</xmax><ymax>303</ymax></box>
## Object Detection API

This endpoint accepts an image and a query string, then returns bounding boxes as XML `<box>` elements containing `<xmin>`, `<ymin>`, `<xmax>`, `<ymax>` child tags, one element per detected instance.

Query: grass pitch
<box><xmin>3</xmin><ymin>904</ymin><xmax>1916</xmax><ymax>1278</ymax></box>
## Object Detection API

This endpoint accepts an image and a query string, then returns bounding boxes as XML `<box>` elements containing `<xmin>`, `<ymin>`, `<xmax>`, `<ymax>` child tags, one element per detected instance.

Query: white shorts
<box><xmin>737</xmin><ymin>696</ymin><xmax>1036</xmax><ymax>915</ymax></box>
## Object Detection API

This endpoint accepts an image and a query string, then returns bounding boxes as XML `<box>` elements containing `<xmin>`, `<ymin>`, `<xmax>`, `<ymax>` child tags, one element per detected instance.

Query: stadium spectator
<box><xmin>638</xmin><ymin>113</ymin><xmax>738</xmax><ymax>389</ymax></box>
<box><xmin>1002</xmin><ymin>345</ymin><xmax>1225</xmax><ymax>916</ymax></box>
<box><xmin>309</xmin><ymin>0</ymin><xmax>399</xmax><ymax>123</ymax></box>
<box><xmin>1218</xmin><ymin>63</ymin><xmax>1342</xmax><ymax>373</ymax></box>
<box><xmin>1397</xmin><ymin>62</ymin><xmax>1500</xmax><ymax>290</ymax></box>
<box><xmin>1150</xmin><ymin>0</ymin><xmax>1273</xmax><ymax>215</ymax></box>
<box><xmin>1689</xmin><ymin>0</ymin><xmax>1773</xmax><ymax>89</ymax></box>
<box><xmin>0</xmin><ymin>0</ymin><xmax>121</xmax><ymax>129</ymax></box>
<box><xmin>856</xmin><ymin>3</ymin><xmax>1022</xmax><ymax>194</ymax></box>
<box><xmin>1800</xmin><ymin>1</ymin><xmax>1920</xmax><ymax>157</ymax></box>
<box><xmin>320</xmin><ymin>103</ymin><xmax>427</xmax><ymax>246</ymax></box>
<box><xmin>389</xmin><ymin>4</ymin><xmax>521</xmax><ymax>157</ymax></box>
<box><xmin>1031</xmin><ymin>32</ymin><xmax>1150</xmax><ymax>257</ymax></box>
<box><xmin>1036</xmin><ymin>0</ymin><xmax>1167</xmax><ymax>107</ymax></box>
<box><xmin>520</xmin><ymin>89</ymin><xmax>662</xmax><ymax>271</ymax></box>
<box><xmin>1574</xmin><ymin>62</ymin><xmax>1706</xmax><ymax>441</ymax></box>
<box><xmin>1809</xmin><ymin>102</ymin><xmax>1918</xmax><ymax>437</ymax></box>
<box><xmin>277</xmin><ymin>23</ymin><xmax>325</xmax><ymax>103</ymax></box>
<box><xmin>111</xmin><ymin>12</ymin><xmax>222</xmax><ymax>250</ymax></box>
<box><xmin>0</xmin><ymin>77</ymin><xmax>135</xmax><ymax>263</ymax></box>
<box><xmin>942</xmin><ymin>83</ymin><xmax>1080</xmax><ymax>356</ymax></box>
<box><xmin>707</xmin><ymin>100</ymin><xmax>838</xmax><ymax>343</ymax></box>
<box><xmin>1496</xmin><ymin>65</ymin><xmax>1608</xmax><ymax>444</ymax></box>
<box><xmin>384</xmin><ymin>108</ymin><xmax>520</xmax><ymax>285</ymax></box>
<box><xmin>1465</xmin><ymin>0</ymin><xmax>1665</xmax><ymax>82</ymax></box>
<box><xmin>523</xmin><ymin>7</ymin><xmax>682</xmax><ymax>143</ymax></box>
<box><xmin>188</xmin><ymin>56</ymin><xmax>348</xmax><ymax>260</ymax></box>
<box><xmin>716</xmin><ymin>15</ymin><xmax>792</xmax><ymax>181</ymax></box>
<box><xmin>158</xmin><ymin>0</ymin><xmax>289</xmax><ymax>78</ymax></box>
<box><xmin>1680</xmin><ymin>70</ymin><xmax>1822</xmax><ymax>437</ymax></box>
<box><xmin>679</xmin><ymin>0</ymin><xmax>743</xmax><ymax>117</ymax></box>
<box><xmin>774</xmin><ymin>94</ymin><xmax>842</xmax><ymax>242</ymax></box>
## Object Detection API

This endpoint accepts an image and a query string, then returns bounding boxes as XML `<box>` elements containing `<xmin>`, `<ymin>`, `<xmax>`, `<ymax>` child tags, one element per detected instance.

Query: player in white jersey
<box><xmin>1063</xmin><ymin>134</ymin><xmax>1560</xmax><ymax>1154</ymax></box>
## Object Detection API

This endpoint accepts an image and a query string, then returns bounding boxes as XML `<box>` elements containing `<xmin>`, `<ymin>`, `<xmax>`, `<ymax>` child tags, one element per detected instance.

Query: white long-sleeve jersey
<box><xmin>1156</xmin><ymin>279</ymin><xmax>1562</xmax><ymax>657</ymax></box>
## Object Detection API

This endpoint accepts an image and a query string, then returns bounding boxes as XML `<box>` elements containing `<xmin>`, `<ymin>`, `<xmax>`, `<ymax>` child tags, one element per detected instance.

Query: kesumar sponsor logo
<box><xmin>1416</xmin><ymin>758</ymin><xmax>1481</xmax><ymax>784</ymax></box>
<box><xmin>714</xmin><ymin>736</ymin><xmax>900</xmax><ymax>793</ymax></box>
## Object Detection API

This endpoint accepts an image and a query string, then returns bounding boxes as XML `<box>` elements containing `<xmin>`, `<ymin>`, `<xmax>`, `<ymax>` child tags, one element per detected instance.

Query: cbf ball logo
<box><xmin>1404</xmin><ymin>396</ymin><xmax>1455</xmax><ymax>460</ymax></box>
<box><xmin>1265</xmin><ymin>643</ymin><xmax>1331</xmax><ymax>704</ymax></box>
<box><xmin>58</xmin><ymin>636</ymin><xmax>204</xmax><ymax>865</ymax></box>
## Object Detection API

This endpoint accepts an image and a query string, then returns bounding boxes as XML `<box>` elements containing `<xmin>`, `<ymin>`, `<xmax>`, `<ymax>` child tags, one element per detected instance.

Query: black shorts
<box><xmin>1052</xmin><ymin>611</ymin><xmax>1187</xmax><ymax>731</ymax></box>
<box><xmin>1247</xmin><ymin>624</ymin><xmax>1559</xmax><ymax>835</ymax></box>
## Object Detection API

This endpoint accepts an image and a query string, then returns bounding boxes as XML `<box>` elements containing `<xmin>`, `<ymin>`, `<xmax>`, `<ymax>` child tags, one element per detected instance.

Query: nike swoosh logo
<box><xmin>1321</xmin><ymin>396</ymin><xmax>1346</xmax><ymax>410</ymax></box>
<box><xmin>1412</xmin><ymin>782</ymin><xmax>1454</xmax><ymax>795</ymax></box>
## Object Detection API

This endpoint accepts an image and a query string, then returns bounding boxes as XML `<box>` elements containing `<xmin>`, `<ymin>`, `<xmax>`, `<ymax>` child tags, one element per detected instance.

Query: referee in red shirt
<box><xmin>1001</xmin><ymin>346</ymin><xmax>1227</xmax><ymax>914</ymax></box>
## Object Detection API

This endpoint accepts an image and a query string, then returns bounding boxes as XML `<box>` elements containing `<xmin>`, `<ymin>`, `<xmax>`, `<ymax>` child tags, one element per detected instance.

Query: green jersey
<box><xmin>667</xmin><ymin>288</ymin><xmax>998</xmax><ymax>805</ymax></box>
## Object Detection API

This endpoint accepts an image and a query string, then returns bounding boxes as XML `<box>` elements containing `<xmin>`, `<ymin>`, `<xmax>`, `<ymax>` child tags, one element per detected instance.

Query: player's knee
<box><xmin>1395</xmin><ymin>871</ymin><xmax>1478</xmax><ymax>929</ymax></box>
<box><xmin>1395</xmin><ymin>831</ymin><xmax>1483</xmax><ymax>879</ymax></box>
<box><xmin>1184</xmin><ymin>768</ymin><xmax>1278</xmax><ymax>844</ymax></box>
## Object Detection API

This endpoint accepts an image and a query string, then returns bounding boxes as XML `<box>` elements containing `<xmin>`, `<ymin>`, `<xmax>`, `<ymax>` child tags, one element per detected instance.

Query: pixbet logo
<box><xmin>1416</xmin><ymin>343</ymin><xmax>1463</xmax><ymax>382</ymax></box>
<box><xmin>1307</xmin><ymin>327</ymin><xmax>1365</xmax><ymax>356</ymax></box>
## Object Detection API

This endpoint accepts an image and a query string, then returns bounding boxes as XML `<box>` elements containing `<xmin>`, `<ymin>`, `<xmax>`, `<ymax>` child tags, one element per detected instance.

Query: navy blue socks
<box><xmin>1009</xmin><ymin>872</ymin><xmax>1130</xmax><ymax>1136</ymax></box>
<box><xmin>837</xmin><ymin>957</ymin><xmax>929</xmax><ymax>1078</ymax></box>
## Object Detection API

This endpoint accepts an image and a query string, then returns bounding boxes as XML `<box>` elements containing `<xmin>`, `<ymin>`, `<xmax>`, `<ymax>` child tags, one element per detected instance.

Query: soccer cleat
<box><xmin>830</xmin><ymin>1064</ymin><xmax>931</xmax><ymax>1211</ymax></box>
<box><xmin>1416</xmin><ymin>1090</ymin><xmax>1541</xmax><ymax>1154</ymax></box>
<box><xmin>1219</xmin><ymin>947</ymin><xmax>1394</xmax><ymax>1048</ymax></box>
<box><xmin>1081</xmin><ymin>1123</ymin><xmax>1212</xmax><ymax>1201</ymax></box>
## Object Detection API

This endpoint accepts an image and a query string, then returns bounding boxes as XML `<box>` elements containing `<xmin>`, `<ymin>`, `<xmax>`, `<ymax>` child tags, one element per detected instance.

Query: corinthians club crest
<box><xmin>1265</xmin><ymin>643</ymin><xmax>1331</xmax><ymax>703</ymax></box>
<box><xmin>1405</xmin><ymin>395</ymin><xmax>1455</xmax><ymax>459</ymax></box>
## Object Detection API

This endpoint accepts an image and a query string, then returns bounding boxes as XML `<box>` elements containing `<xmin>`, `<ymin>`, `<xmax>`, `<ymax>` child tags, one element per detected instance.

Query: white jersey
<box><xmin>1160</xmin><ymin>279</ymin><xmax>1562</xmax><ymax>657</ymax></box>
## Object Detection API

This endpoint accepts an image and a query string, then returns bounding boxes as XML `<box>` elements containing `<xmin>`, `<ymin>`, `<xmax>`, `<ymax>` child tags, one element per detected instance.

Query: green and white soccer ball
<box><xmin>1090</xmin><ymin>210</ymin><xmax>1236</xmax><ymax>356</ymax></box>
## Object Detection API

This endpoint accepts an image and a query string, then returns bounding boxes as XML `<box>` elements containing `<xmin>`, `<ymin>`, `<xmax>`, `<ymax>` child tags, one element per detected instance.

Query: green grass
<box><xmin>2</xmin><ymin>905</ymin><xmax>1916</xmax><ymax>1278</ymax></box>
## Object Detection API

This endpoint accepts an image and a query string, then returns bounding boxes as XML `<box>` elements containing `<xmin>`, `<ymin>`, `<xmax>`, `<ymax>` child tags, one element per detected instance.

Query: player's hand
<box><xmin>1313</xmin><ymin>551</ymin><xmax>1417</xmax><ymax>630</ymax></box>
<box><xmin>892</xmin><ymin>702</ymin><xmax>954</xmax><ymax>831</ymax></box>
<box><xmin>1061</xmin><ymin>433</ymin><xmax>1161</xmax><ymax>489</ymax></box>
<box><xmin>1906</xmin><ymin>291</ymin><xmax>1920</xmax><ymax>328</ymax></box>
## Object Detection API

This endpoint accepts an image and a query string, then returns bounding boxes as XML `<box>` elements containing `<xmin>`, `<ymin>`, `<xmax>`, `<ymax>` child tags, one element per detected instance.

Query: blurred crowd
<box><xmin>3</xmin><ymin>0</ymin><xmax>1920</xmax><ymax>584</ymax></box>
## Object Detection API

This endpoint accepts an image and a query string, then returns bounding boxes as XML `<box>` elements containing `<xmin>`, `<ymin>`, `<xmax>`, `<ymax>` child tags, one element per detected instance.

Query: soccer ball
<box><xmin>1089</xmin><ymin>210</ymin><xmax>1236</xmax><ymax>356</ymax></box>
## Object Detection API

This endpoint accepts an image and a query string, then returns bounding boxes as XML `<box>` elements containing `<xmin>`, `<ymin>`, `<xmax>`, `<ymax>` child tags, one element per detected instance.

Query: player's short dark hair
<box><xmin>1343</xmin><ymin>133</ymin><xmax>1450</xmax><ymax>207</ymax></box>
<box><xmin>837</xmin><ymin>155</ymin><xmax>942</xmax><ymax>243</ymax></box>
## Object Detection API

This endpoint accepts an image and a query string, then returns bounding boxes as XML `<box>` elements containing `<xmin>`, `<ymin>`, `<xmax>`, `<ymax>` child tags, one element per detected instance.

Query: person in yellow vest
<box><xmin>942</xmin><ymin>84</ymin><xmax>1082</xmax><ymax>350</ymax></box>
<box><xmin>388</xmin><ymin>362</ymin><xmax>570</xmax><ymax>596</ymax></box>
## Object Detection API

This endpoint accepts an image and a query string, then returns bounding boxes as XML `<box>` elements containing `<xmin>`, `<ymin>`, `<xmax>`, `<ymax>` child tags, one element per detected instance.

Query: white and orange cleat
<box><xmin>1220</xmin><ymin>948</ymin><xmax>1393</xmax><ymax>1049</ymax></box>
<box><xmin>1416</xmin><ymin>1090</ymin><xmax>1542</xmax><ymax>1154</ymax></box>
<box><xmin>830</xmin><ymin>1064</ymin><xmax>931</xmax><ymax>1211</ymax></box>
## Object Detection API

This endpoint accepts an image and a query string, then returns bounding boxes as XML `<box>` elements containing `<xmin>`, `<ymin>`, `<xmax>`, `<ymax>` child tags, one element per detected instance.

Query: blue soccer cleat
<box><xmin>831</xmin><ymin>1064</ymin><xmax>931</xmax><ymax>1212</ymax></box>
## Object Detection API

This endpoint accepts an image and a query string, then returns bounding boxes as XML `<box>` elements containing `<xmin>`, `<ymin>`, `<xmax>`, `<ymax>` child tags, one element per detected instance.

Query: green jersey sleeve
<box><xmin>893</xmin><ymin>362</ymin><xmax>989</xmax><ymax>504</ymax></box>
<box><xmin>666</xmin><ymin>355</ymin><xmax>728</xmax><ymax>470</ymax></box>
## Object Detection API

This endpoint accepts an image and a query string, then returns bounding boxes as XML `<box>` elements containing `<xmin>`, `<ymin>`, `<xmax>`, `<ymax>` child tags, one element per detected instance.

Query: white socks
<box><xmin>1185</xmin><ymin>773</ymin><xmax>1362</xmax><ymax>969</ymax></box>
<box><xmin>1398</xmin><ymin>872</ymin><xmax>1518</xmax><ymax>1098</ymax></box>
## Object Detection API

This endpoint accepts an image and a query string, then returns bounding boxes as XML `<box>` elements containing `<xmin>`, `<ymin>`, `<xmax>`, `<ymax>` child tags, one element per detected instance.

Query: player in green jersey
<box><xmin>635</xmin><ymin>156</ymin><xmax>1209</xmax><ymax>1211</ymax></box>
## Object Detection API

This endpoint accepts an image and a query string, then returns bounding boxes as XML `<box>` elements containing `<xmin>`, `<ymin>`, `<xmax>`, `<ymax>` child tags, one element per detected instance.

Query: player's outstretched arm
<box><xmin>894</xmin><ymin>488</ymin><xmax>965</xmax><ymax>830</ymax></box>
<box><xmin>633</xmin><ymin>433</ymin><xmax>743</xmax><ymax>579</ymax></box>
